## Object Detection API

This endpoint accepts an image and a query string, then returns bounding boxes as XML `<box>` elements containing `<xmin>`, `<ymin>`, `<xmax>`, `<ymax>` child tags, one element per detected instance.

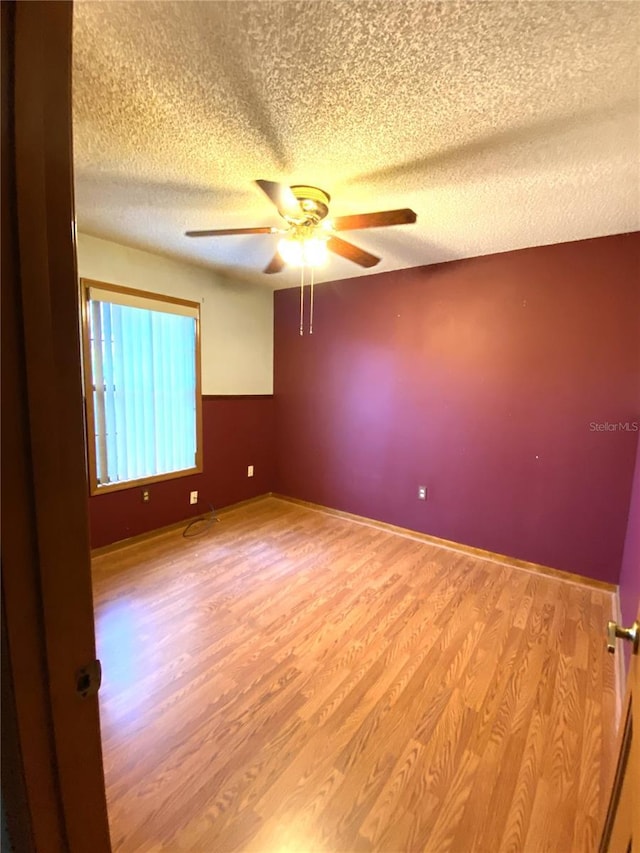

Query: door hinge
<box><xmin>75</xmin><ymin>659</ymin><xmax>102</xmax><ymax>699</ymax></box>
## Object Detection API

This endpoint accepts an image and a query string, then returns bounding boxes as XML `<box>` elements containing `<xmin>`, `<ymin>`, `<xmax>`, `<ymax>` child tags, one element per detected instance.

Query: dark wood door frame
<box><xmin>1</xmin><ymin>2</ymin><xmax>111</xmax><ymax>849</ymax></box>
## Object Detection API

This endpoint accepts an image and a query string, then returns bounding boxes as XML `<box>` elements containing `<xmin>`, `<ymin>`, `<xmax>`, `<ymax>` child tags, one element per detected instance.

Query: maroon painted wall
<box><xmin>274</xmin><ymin>233</ymin><xmax>640</xmax><ymax>583</ymax></box>
<box><xmin>619</xmin><ymin>440</ymin><xmax>640</xmax><ymax>631</ymax></box>
<box><xmin>89</xmin><ymin>396</ymin><xmax>274</xmax><ymax>548</ymax></box>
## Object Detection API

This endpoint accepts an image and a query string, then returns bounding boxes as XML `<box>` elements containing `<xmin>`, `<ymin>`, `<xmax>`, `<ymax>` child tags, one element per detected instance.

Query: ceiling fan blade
<box><xmin>327</xmin><ymin>236</ymin><xmax>381</xmax><ymax>268</ymax></box>
<box><xmin>263</xmin><ymin>251</ymin><xmax>285</xmax><ymax>274</ymax></box>
<box><xmin>332</xmin><ymin>208</ymin><xmax>417</xmax><ymax>231</ymax></box>
<box><xmin>255</xmin><ymin>179</ymin><xmax>302</xmax><ymax>218</ymax></box>
<box><xmin>185</xmin><ymin>226</ymin><xmax>274</xmax><ymax>237</ymax></box>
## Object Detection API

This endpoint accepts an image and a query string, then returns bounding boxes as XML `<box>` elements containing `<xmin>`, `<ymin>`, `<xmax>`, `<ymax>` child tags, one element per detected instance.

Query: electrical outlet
<box><xmin>190</xmin><ymin>491</ymin><xmax>198</xmax><ymax>505</ymax></box>
<box><xmin>418</xmin><ymin>485</ymin><xmax>427</xmax><ymax>501</ymax></box>
<box><xmin>247</xmin><ymin>465</ymin><xmax>254</xmax><ymax>477</ymax></box>
<box><xmin>142</xmin><ymin>489</ymin><xmax>150</xmax><ymax>503</ymax></box>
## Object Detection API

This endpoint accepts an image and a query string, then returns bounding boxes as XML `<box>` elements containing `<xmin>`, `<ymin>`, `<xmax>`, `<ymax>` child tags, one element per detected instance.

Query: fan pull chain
<box><xmin>309</xmin><ymin>266</ymin><xmax>314</xmax><ymax>335</ymax></box>
<box><xmin>299</xmin><ymin>263</ymin><xmax>304</xmax><ymax>336</ymax></box>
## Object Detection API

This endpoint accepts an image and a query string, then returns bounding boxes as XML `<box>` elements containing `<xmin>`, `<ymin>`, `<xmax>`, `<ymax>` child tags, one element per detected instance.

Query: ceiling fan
<box><xmin>185</xmin><ymin>180</ymin><xmax>417</xmax><ymax>274</ymax></box>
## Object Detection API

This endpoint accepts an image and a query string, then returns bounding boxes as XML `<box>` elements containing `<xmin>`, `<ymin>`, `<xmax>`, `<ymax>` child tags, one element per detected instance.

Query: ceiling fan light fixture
<box><xmin>302</xmin><ymin>236</ymin><xmax>328</xmax><ymax>267</ymax></box>
<box><xmin>277</xmin><ymin>234</ymin><xmax>328</xmax><ymax>267</ymax></box>
<box><xmin>277</xmin><ymin>235</ymin><xmax>304</xmax><ymax>266</ymax></box>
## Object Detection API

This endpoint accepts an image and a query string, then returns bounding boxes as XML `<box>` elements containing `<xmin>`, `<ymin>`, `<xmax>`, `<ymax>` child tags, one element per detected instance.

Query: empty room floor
<box><xmin>92</xmin><ymin>497</ymin><xmax>618</xmax><ymax>852</ymax></box>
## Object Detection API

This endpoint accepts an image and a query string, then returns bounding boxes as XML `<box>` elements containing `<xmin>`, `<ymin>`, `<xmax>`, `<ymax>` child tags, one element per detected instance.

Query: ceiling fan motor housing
<box><xmin>287</xmin><ymin>185</ymin><xmax>331</xmax><ymax>224</ymax></box>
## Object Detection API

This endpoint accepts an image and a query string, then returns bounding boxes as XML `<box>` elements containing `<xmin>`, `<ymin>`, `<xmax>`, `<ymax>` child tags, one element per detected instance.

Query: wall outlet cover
<box><xmin>190</xmin><ymin>491</ymin><xmax>198</xmax><ymax>505</ymax></box>
<box><xmin>418</xmin><ymin>486</ymin><xmax>427</xmax><ymax>500</ymax></box>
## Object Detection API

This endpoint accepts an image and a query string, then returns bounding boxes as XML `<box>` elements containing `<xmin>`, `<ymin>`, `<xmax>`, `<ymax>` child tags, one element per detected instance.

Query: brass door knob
<box><xmin>606</xmin><ymin>620</ymin><xmax>639</xmax><ymax>655</ymax></box>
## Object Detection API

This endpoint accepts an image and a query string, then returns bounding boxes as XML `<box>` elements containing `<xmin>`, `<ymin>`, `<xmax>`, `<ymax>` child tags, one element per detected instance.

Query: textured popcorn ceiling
<box><xmin>73</xmin><ymin>1</ymin><xmax>640</xmax><ymax>288</ymax></box>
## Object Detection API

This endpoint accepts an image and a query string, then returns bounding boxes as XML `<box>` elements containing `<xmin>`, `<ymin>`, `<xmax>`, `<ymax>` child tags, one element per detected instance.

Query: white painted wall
<box><xmin>76</xmin><ymin>234</ymin><xmax>273</xmax><ymax>394</ymax></box>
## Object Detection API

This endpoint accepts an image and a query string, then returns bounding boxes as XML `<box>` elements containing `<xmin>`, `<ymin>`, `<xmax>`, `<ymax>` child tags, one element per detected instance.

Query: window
<box><xmin>81</xmin><ymin>279</ymin><xmax>202</xmax><ymax>494</ymax></box>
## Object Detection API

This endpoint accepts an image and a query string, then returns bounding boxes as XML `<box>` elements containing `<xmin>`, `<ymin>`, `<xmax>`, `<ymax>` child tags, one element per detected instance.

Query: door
<box><xmin>1</xmin><ymin>1</ymin><xmax>111</xmax><ymax>849</ymax></box>
<box><xmin>600</xmin><ymin>609</ymin><xmax>640</xmax><ymax>852</ymax></box>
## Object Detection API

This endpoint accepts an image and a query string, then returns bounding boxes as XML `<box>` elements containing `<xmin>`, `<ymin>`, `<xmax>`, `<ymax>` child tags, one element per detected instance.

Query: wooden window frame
<box><xmin>80</xmin><ymin>278</ymin><xmax>204</xmax><ymax>496</ymax></box>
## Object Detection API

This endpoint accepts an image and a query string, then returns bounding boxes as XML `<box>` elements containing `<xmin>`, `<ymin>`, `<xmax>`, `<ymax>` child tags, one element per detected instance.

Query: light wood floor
<box><xmin>92</xmin><ymin>497</ymin><xmax>618</xmax><ymax>852</ymax></box>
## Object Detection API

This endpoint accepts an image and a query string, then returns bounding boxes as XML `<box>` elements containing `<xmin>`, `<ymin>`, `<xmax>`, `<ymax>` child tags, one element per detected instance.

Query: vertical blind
<box><xmin>87</xmin><ymin>288</ymin><xmax>199</xmax><ymax>487</ymax></box>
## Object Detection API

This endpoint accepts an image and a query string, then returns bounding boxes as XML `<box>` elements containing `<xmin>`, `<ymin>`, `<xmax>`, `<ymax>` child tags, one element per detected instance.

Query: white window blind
<box><xmin>85</xmin><ymin>283</ymin><xmax>200</xmax><ymax>489</ymax></box>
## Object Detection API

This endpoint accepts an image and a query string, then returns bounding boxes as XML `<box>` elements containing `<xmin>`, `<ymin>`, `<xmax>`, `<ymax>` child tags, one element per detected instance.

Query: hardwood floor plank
<box><xmin>359</xmin><ymin>737</ymin><xmax>424</xmax><ymax>846</ymax></box>
<box><xmin>92</xmin><ymin>496</ymin><xmax>618</xmax><ymax>852</ymax></box>
<box><xmin>497</xmin><ymin>705</ymin><xmax>549</xmax><ymax>853</ymax></box>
